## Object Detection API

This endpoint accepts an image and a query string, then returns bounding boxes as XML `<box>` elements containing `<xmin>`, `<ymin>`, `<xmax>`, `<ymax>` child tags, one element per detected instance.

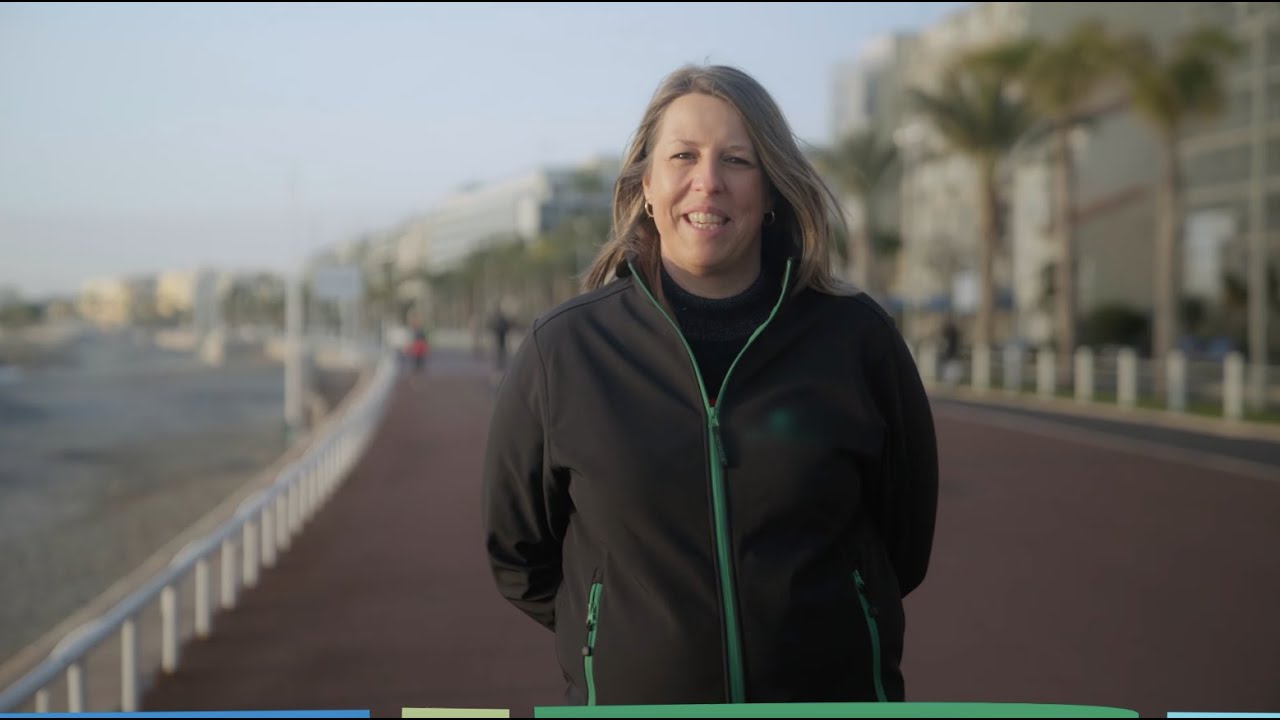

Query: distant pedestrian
<box><xmin>941</xmin><ymin>317</ymin><xmax>961</xmax><ymax>385</ymax></box>
<box><xmin>409</xmin><ymin>329</ymin><xmax>429</xmax><ymax>371</ymax></box>
<box><xmin>406</xmin><ymin>328</ymin><xmax>429</xmax><ymax>388</ymax></box>
<box><xmin>488</xmin><ymin>311</ymin><xmax>513</xmax><ymax>373</ymax></box>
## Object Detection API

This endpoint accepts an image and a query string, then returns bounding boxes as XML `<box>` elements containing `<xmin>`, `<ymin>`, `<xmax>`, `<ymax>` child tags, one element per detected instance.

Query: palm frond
<box><xmin>818</xmin><ymin>130</ymin><xmax>899</xmax><ymax>197</ymax></box>
<box><xmin>909</xmin><ymin>65</ymin><xmax>1032</xmax><ymax>161</ymax></box>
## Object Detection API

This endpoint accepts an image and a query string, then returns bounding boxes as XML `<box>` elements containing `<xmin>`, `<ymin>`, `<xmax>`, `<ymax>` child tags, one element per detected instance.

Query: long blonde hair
<box><xmin>585</xmin><ymin>64</ymin><xmax>849</xmax><ymax>298</ymax></box>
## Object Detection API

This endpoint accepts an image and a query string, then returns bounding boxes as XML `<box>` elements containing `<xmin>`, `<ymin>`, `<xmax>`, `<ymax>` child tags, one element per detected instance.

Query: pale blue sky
<box><xmin>0</xmin><ymin>2</ymin><xmax>970</xmax><ymax>297</ymax></box>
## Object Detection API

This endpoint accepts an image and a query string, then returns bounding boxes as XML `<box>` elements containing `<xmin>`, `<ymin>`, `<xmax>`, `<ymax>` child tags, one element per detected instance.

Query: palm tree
<box><xmin>1024</xmin><ymin>24</ymin><xmax>1122</xmax><ymax>363</ymax></box>
<box><xmin>818</xmin><ymin>130</ymin><xmax>898</xmax><ymax>295</ymax></box>
<box><xmin>967</xmin><ymin>23</ymin><xmax>1127</xmax><ymax>368</ymax></box>
<box><xmin>1114</xmin><ymin>26</ymin><xmax>1240</xmax><ymax>364</ymax></box>
<box><xmin>911</xmin><ymin>56</ymin><xmax>1034</xmax><ymax>349</ymax></box>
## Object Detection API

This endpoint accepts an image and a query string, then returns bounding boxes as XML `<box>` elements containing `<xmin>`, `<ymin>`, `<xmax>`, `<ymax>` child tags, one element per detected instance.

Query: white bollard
<box><xmin>1117</xmin><ymin>348</ymin><xmax>1138</xmax><ymax>408</ymax></box>
<box><xmin>243</xmin><ymin>521</ymin><xmax>259</xmax><ymax>588</ymax></box>
<box><xmin>121</xmin><ymin>619</ymin><xmax>138</xmax><ymax>711</ymax></box>
<box><xmin>161</xmin><ymin>586</ymin><xmax>178</xmax><ymax>673</ymax></box>
<box><xmin>261</xmin><ymin>509</ymin><xmax>276</xmax><ymax>569</ymax></box>
<box><xmin>67</xmin><ymin>662</ymin><xmax>85</xmax><ymax>713</ymax></box>
<box><xmin>1167</xmin><ymin>350</ymin><xmax>1187</xmax><ymax>413</ymax></box>
<box><xmin>1075</xmin><ymin>347</ymin><xmax>1094</xmax><ymax>403</ymax></box>
<box><xmin>1224</xmin><ymin>352</ymin><xmax>1244</xmax><ymax>421</ymax></box>
<box><xmin>275</xmin><ymin>495</ymin><xmax>290</xmax><ymax>552</ymax></box>
<box><xmin>1037</xmin><ymin>348</ymin><xmax>1056</xmax><ymax>399</ymax></box>
<box><xmin>919</xmin><ymin>342</ymin><xmax>938</xmax><ymax>388</ymax></box>
<box><xmin>972</xmin><ymin>345</ymin><xmax>991</xmax><ymax>393</ymax></box>
<box><xmin>195</xmin><ymin>558</ymin><xmax>211</xmax><ymax>638</ymax></box>
<box><xmin>221</xmin><ymin>539</ymin><xmax>237</xmax><ymax>610</ymax></box>
<box><xmin>1004</xmin><ymin>345</ymin><xmax>1024</xmax><ymax>393</ymax></box>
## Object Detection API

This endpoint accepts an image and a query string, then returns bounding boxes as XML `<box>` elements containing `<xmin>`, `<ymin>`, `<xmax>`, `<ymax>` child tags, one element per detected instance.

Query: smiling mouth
<box><xmin>686</xmin><ymin>212</ymin><xmax>728</xmax><ymax>230</ymax></box>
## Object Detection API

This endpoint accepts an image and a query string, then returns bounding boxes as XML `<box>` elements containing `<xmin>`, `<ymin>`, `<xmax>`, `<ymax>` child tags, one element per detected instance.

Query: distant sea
<box><xmin>0</xmin><ymin>330</ymin><xmax>287</xmax><ymax>661</ymax></box>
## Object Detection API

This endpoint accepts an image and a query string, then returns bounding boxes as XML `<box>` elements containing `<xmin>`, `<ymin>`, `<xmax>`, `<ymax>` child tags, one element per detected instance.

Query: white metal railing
<box><xmin>0</xmin><ymin>352</ymin><xmax>399</xmax><ymax>713</ymax></box>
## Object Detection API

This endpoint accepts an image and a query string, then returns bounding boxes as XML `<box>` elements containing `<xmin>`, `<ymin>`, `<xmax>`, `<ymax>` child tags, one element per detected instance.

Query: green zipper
<box><xmin>853</xmin><ymin>570</ymin><xmax>887</xmax><ymax>702</ymax></box>
<box><xmin>628</xmin><ymin>259</ymin><xmax>793</xmax><ymax>704</ymax></box>
<box><xmin>584</xmin><ymin>581</ymin><xmax>603</xmax><ymax>705</ymax></box>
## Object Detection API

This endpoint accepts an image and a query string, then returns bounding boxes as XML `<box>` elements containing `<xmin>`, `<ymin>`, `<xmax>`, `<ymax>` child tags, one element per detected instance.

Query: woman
<box><xmin>482</xmin><ymin>64</ymin><xmax>937</xmax><ymax>707</ymax></box>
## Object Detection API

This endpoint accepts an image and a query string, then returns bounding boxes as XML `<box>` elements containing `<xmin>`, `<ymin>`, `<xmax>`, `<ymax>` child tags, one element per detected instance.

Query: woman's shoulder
<box><xmin>527</xmin><ymin>278</ymin><xmax>636</xmax><ymax>338</ymax></box>
<box><xmin>807</xmin><ymin>288</ymin><xmax>901</xmax><ymax>340</ymax></box>
<box><xmin>802</xmin><ymin>291</ymin><xmax>914</xmax><ymax>375</ymax></box>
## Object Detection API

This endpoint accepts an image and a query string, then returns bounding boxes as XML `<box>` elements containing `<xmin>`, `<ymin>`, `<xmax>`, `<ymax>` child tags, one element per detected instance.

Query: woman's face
<box><xmin>643</xmin><ymin>93</ymin><xmax>771</xmax><ymax>298</ymax></box>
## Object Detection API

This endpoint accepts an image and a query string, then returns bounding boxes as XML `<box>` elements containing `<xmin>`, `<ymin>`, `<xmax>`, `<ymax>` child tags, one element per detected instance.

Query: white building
<box><xmin>1178</xmin><ymin>1</ymin><xmax>1280</xmax><ymax>379</ymax></box>
<box><xmin>833</xmin><ymin>34</ymin><xmax>918</xmax><ymax>141</ymax></box>
<box><xmin>847</xmin><ymin>2</ymin><xmax>1184</xmax><ymax>344</ymax></box>
<box><xmin>423</xmin><ymin>156</ymin><xmax>618</xmax><ymax>272</ymax></box>
<box><xmin>79</xmin><ymin>276</ymin><xmax>157</xmax><ymax>328</ymax></box>
<box><xmin>830</xmin><ymin>34</ymin><xmax>916</xmax><ymax>291</ymax></box>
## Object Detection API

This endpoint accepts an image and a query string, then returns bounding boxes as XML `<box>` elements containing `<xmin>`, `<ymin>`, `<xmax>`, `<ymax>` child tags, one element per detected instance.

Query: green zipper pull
<box><xmin>710</xmin><ymin>412</ymin><xmax>729</xmax><ymax>468</ymax></box>
<box><xmin>854</xmin><ymin>570</ymin><xmax>867</xmax><ymax>590</ymax></box>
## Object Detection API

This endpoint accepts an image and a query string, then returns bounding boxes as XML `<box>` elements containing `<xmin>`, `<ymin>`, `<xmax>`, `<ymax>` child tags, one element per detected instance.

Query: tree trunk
<box><xmin>976</xmin><ymin>157</ymin><xmax>1000</xmax><ymax>350</ymax></box>
<box><xmin>1052</xmin><ymin>124</ymin><xmax>1078</xmax><ymax>376</ymax></box>
<box><xmin>860</xmin><ymin>194</ymin><xmax>878</xmax><ymax>296</ymax></box>
<box><xmin>1153</xmin><ymin>135</ymin><xmax>1182</xmax><ymax>368</ymax></box>
<box><xmin>845</xmin><ymin>194</ymin><xmax>874</xmax><ymax>293</ymax></box>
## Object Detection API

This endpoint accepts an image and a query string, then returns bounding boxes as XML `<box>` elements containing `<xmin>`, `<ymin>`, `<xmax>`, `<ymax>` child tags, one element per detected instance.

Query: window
<box><xmin>1186</xmin><ymin>87</ymin><xmax>1253</xmax><ymax>136</ymax></box>
<box><xmin>1191</xmin><ymin>2</ymin><xmax>1236</xmax><ymax>27</ymax></box>
<box><xmin>1268</xmin><ymin>193</ymin><xmax>1280</xmax><ymax>231</ymax></box>
<box><xmin>1186</xmin><ymin>145</ymin><xmax>1253</xmax><ymax>186</ymax></box>
<box><xmin>1225</xmin><ymin>89</ymin><xmax>1254</xmax><ymax>130</ymax></box>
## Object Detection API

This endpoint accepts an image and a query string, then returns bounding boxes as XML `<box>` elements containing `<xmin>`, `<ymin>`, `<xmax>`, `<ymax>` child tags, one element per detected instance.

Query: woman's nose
<box><xmin>692</xmin><ymin>159</ymin><xmax>725</xmax><ymax>194</ymax></box>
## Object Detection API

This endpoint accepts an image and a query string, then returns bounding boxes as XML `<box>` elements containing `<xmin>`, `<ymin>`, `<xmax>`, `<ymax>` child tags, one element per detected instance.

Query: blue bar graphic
<box><xmin>1</xmin><ymin>707</ymin><xmax>371</xmax><ymax>712</ymax></box>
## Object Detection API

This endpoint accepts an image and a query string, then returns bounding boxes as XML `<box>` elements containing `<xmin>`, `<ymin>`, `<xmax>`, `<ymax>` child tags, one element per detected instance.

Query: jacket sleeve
<box><xmin>481</xmin><ymin>328</ymin><xmax>568</xmax><ymax>631</ymax></box>
<box><xmin>868</xmin><ymin>322</ymin><xmax>939</xmax><ymax>598</ymax></box>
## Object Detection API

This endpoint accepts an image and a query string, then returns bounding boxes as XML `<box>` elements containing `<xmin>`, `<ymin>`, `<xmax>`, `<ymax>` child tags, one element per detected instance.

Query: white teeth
<box><xmin>688</xmin><ymin>212</ymin><xmax>726</xmax><ymax>225</ymax></box>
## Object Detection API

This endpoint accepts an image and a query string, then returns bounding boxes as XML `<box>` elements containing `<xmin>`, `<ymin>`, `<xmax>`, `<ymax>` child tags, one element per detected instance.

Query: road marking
<box><xmin>934</xmin><ymin>402</ymin><xmax>1280</xmax><ymax>485</ymax></box>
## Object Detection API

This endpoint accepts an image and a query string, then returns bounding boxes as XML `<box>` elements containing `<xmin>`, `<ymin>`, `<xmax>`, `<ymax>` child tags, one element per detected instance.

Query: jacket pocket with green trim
<box><xmin>853</xmin><ymin>569</ymin><xmax>887</xmax><ymax>702</ymax></box>
<box><xmin>582</xmin><ymin>572</ymin><xmax>604</xmax><ymax>705</ymax></box>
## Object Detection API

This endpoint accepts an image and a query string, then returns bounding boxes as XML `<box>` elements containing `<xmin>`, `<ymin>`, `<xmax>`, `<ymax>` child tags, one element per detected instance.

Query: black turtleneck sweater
<box><xmin>660</xmin><ymin>260</ymin><xmax>780</xmax><ymax>403</ymax></box>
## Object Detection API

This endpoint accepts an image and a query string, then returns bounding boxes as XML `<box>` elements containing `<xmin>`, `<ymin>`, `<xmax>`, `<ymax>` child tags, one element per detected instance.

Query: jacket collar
<box><xmin>616</xmin><ymin>228</ymin><xmax>801</xmax><ymax>297</ymax></box>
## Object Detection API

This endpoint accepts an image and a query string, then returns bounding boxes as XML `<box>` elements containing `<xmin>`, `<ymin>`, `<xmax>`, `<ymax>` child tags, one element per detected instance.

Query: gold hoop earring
<box><xmin>764</xmin><ymin>210</ymin><xmax>776</xmax><ymax>226</ymax></box>
<box><xmin>644</xmin><ymin>201</ymin><xmax>654</xmax><ymax>218</ymax></box>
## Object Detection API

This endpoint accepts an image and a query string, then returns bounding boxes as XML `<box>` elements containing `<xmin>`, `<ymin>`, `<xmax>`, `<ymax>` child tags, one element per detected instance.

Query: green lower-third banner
<box><xmin>528</xmin><ymin>702</ymin><xmax>1139</xmax><ymax>718</ymax></box>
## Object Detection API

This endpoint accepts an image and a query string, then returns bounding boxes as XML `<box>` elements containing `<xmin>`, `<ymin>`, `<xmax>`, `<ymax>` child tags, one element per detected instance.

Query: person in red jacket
<box><xmin>406</xmin><ymin>328</ymin><xmax>429</xmax><ymax>382</ymax></box>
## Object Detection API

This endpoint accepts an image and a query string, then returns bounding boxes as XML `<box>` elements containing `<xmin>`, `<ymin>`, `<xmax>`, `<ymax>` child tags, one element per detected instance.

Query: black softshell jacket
<box><xmin>482</xmin><ymin>254</ymin><xmax>938</xmax><ymax>707</ymax></box>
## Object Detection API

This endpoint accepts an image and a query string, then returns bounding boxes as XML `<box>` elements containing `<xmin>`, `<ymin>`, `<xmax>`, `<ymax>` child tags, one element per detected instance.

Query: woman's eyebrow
<box><xmin>668</xmin><ymin>139</ymin><xmax>752</xmax><ymax>153</ymax></box>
